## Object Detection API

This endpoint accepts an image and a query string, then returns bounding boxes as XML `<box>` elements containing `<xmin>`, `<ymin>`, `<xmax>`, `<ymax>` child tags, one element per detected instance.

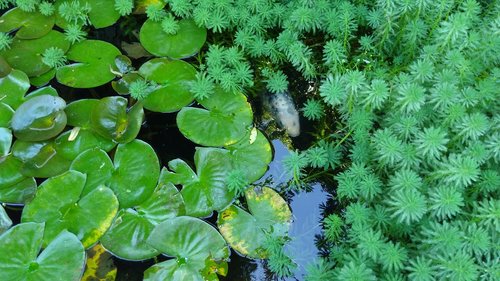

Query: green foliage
<box><xmin>41</xmin><ymin>47</ymin><xmax>67</xmax><ymax>68</ymax></box>
<box><xmin>0</xmin><ymin>32</ymin><xmax>12</xmax><ymax>51</ymax></box>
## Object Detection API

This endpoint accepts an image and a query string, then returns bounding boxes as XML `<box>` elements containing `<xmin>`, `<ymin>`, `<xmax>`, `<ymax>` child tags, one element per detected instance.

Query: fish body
<box><xmin>263</xmin><ymin>91</ymin><xmax>300</xmax><ymax>137</ymax></box>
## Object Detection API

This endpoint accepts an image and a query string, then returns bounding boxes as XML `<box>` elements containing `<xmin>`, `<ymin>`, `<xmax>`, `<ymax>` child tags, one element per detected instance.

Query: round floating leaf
<box><xmin>91</xmin><ymin>96</ymin><xmax>144</xmax><ymax>143</ymax></box>
<box><xmin>140</xmin><ymin>18</ymin><xmax>207</xmax><ymax>59</ymax></box>
<box><xmin>65</xmin><ymin>99</ymin><xmax>99</xmax><ymax>128</ymax></box>
<box><xmin>81</xmin><ymin>244</ymin><xmax>117</xmax><ymax>281</ymax></box>
<box><xmin>163</xmin><ymin>147</ymin><xmax>234</xmax><ymax>217</ymax></box>
<box><xmin>30</xmin><ymin>68</ymin><xmax>56</xmax><ymax>87</ymax></box>
<box><xmin>0</xmin><ymin>155</ymin><xmax>37</xmax><ymax>204</ymax></box>
<box><xmin>25</xmin><ymin>86</ymin><xmax>58</xmax><ymax>99</ymax></box>
<box><xmin>55</xmin><ymin>129</ymin><xmax>116</xmax><ymax>161</ymax></box>
<box><xmin>70</xmin><ymin>148</ymin><xmax>114</xmax><ymax>197</ymax></box>
<box><xmin>145</xmin><ymin>216</ymin><xmax>229</xmax><ymax>281</ymax></box>
<box><xmin>56</xmin><ymin>40</ymin><xmax>121</xmax><ymax>88</ymax></box>
<box><xmin>12</xmin><ymin>140</ymin><xmax>71</xmax><ymax>178</ymax></box>
<box><xmin>0</xmin><ymin>69</ymin><xmax>30</xmax><ymax>109</ymax></box>
<box><xmin>217</xmin><ymin>187</ymin><xmax>292</xmax><ymax>259</ymax></box>
<box><xmin>109</xmin><ymin>139</ymin><xmax>160</xmax><ymax>208</ymax></box>
<box><xmin>0</xmin><ymin>56</ymin><xmax>11</xmax><ymax>77</ymax></box>
<box><xmin>0</xmin><ymin>222</ymin><xmax>85</xmax><ymax>281</ymax></box>
<box><xmin>139</xmin><ymin>58</ymin><xmax>196</xmax><ymax>113</ymax></box>
<box><xmin>54</xmin><ymin>0</ymin><xmax>120</xmax><ymax>29</ymax></box>
<box><xmin>0</xmin><ymin>8</ymin><xmax>54</xmax><ymax>39</ymax></box>
<box><xmin>0</xmin><ymin>103</ymin><xmax>14</xmax><ymax>127</ymax></box>
<box><xmin>101</xmin><ymin>181</ymin><xmax>184</xmax><ymax>260</ymax></box>
<box><xmin>0</xmin><ymin>204</ymin><xmax>12</xmax><ymax>234</ymax></box>
<box><xmin>177</xmin><ymin>88</ymin><xmax>253</xmax><ymax>147</ymax></box>
<box><xmin>225</xmin><ymin>129</ymin><xmax>272</xmax><ymax>183</ymax></box>
<box><xmin>11</xmin><ymin>95</ymin><xmax>67</xmax><ymax>141</ymax></box>
<box><xmin>0</xmin><ymin>30</ymin><xmax>70</xmax><ymax>77</ymax></box>
<box><xmin>22</xmin><ymin>170</ymin><xmax>119</xmax><ymax>248</ymax></box>
<box><xmin>0</xmin><ymin>127</ymin><xmax>12</xmax><ymax>156</ymax></box>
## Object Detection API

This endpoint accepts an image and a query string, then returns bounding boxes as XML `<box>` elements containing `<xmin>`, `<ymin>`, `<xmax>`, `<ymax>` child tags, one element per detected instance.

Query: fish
<box><xmin>263</xmin><ymin>91</ymin><xmax>300</xmax><ymax>137</ymax></box>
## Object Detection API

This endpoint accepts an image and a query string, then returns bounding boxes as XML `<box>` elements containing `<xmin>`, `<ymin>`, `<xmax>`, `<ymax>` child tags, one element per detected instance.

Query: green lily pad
<box><xmin>144</xmin><ymin>216</ymin><xmax>229</xmax><ymax>281</ymax></box>
<box><xmin>0</xmin><ymin>128</ymin><xmax>12</xmax><ymax>156</ymax></box>
<box><xmin>0</xmin><ymin>155</ymin><xmax>37</xmax><ymax>204</ymax></box>
<box><xmin>70</xmin><ymin>148</ymin><xmax>114</xmax><ymax>197</ymax></box>
<box><xmin>22</xmin><ymin>170</ymin><xmax>119</xmax><ymax>248</ymax></box>
<box><xmin>217</xmin><ymin>187</ymin><xmax>292</xmax><ymax>259</ymax></box>
<box><xmin>56</xmin><ymin>40</ymin><xmax>121</xmax><ymax>88</ymax></box>
<box><xmin>55</xmin><ymin>129</ymin><xmax>116</xmax><ymax>161</ymax></box>
<box><xmin>177</xmin><ymin>88</ymin><xmax>253</xmax><ymax>147</ymax></box>
<box><xmin>0</xmin><ymin>103</ymin><xmax>14</xmax><ymax>127</ymax></box>
<box><xmin>0</xmin><ymin>204</ymin><xmax>12</xmax><ymax>234</ymax></box>
<box><xmin>25</xmin><ymin>86</ymin><xmax>58</xmax><ymax>100</ymax></box>
<box><xmin>140</xmin><ymin>18</ymin><xmax>207</xmax><ymax>59</ymax></box>
<box><xmin>163</xmin><ymin>147</ymin><xmax>234</xmax><ymax>217</ymax></box>
<box><xmin>138</xmin><ymin>58</ymin><xmax>196</xmax><ymax>113</ymax></box>
<box><xmin>70</xmin><ymin>140</ymin><xmax>160</xmax><ymax>208</ymax></box>
<box><xmin>101</xmin><ymin>181</ymin><xmax>184</xmax><ymax>260</ymax></box>
<box><xmin>0</xmin><ymin>8</ymin><xmax>54</xmax><ymax>39</ymax></box>
<box><xmin>90</xmin><ymin>96</ymin><xmax>144</xmax><ymax>143</ymax></box>
<box><xmin>0</xmin><ymin>222</ymin><xmax>85</xmax><ymax>281</ymax></box>
<box><xmin>0</xmin><ymin>56</ymin><xmax>11</xmax><ymax>77</ymax></box>
<box><xmin>65</xmin><ymin>99</ymin><xmax>99</xmax><ymax>128</ymax></box>
<box><xmin>111</xmin><ymin>72</ymin><xmax>142</xmax><ymax>95</ymax></box>
<box><xmin>12</xmin><ymin>140</ymin><xmax>72</xmax><ymax>178</ymax></box>
<box><xmin>30</xmin><ymin>68</ymin><xmax>56</xmax><ymax>87</ymax></box>
<box><xmin>11</xmin><ymin>95</ymin><xmax>67</xmax><ymax>142</ymax></box>
<box><xmin>54</xmin><ymin>0</ymin><xmax>120</xmax><ymax>29</ymax></box>
<box><xmin>109</xmin><ymin>139</ymin><xmax>160</xmax><ymax>208</ymax></box>
<box><xmin>0</xmin><ymin>69</ymin><xmax>30</xmax><ymax>109</ymax></box>
<box><xmin>0</xmin><ymin>30</ymin><xmax>70</xmax><ymax>77</ymax></box>
<box><xmin>225</xmin><ymin>129</ymin><xmax>272</xmax><ymax>183</ymax></box>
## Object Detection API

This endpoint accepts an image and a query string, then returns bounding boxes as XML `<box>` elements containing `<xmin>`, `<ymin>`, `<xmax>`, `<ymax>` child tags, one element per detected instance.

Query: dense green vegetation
<box><xmin>1</xmin><ymin>0</ymin><xmax>499</xmax><ymax>280</ymax></box>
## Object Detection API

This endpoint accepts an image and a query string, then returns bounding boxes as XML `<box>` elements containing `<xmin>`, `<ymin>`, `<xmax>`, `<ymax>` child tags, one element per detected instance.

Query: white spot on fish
<box><xmin>263</xmin><ymin>91</ymin><xmax>300</xmax><ymax>137</ymax></box>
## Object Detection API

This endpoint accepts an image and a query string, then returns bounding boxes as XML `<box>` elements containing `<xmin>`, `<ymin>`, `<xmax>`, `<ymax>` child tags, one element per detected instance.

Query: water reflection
<box><xmin>224</xmin><ymin>140</ymin><xmax>331</xmax><ymax>281</ymax></box>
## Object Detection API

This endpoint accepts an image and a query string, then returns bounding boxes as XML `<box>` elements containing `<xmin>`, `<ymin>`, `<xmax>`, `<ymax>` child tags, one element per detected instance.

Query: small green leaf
<box><xmin>0</xmin><ymin>155</ymin><xmax>37</xmax><ymax>204</ymax></box>
<box><xmin>91</xmin><ymin>96</ymin><xmax>144</xmax><ymax>143</ymax></box>
<box><xmin>70</xmin><ymin>148</ymin><xmax>114</xmax><ymax>196</ymax></box>
<box><xmin>0</xmin><ymin>204</ymin><xmax>12</xmax><ymax>234</ymax></box>
<box><xmin>12</xmin><ymin>139</ymin><xmax>71</xmax><ymax>178</ymax></box>
<box><xmin>163</xmin><ymin>148</ymin><xmax>234</xmax><ymax>217</ymax></box>
<box><xmin>11</xmin><ymin>95</ymin><xmax>67</xmax><ymax>142</ymax></box>
<box><xmin>177</xmin><ymin>88</ymin><xmax>253</xmax><ymax>147</ymax></box>
<box><xmin>56</xmin><ymin>40</ymin><xmax>121</xmax><ymax>88</ymax></box>
<box><xmin>55</xmin><ymin>129</ymin><xmax>116</xmax><ymax>161</ymax></box>
<box><xmin>0</xmin><ymin>30</ymin><xmax>70</xmax><ymax>77</ymax></box>
<box><xmin>0</xmin><ymin>103</ymin><xmax>14</xmax><ymax>127</ymax></box>
<box><xmin>0</xmin><ymin>8</ymin><xmax>55</xmax><ymax>39</ymax></box>
<box><xmin>217</xmin><ymin>187</ymin><xmax>292</xmax><ymax>259</ymax></box>
<box><xmin>140</xmin><ymin>18</ymin><xmax>207</xmax><ymax>59</ymax></box>
<box><xmin>139</xmin><ymin>58</ymin><xmax>196</xmax><ymax>113</ymax></box>
<box><xmin>65</xmin><ymin>99</ymin><xmax>99</xmax><ymax>128</ymax></box>
<box><xmin>0</xmin><ymin>69</ymin><xmax>30</xmax><ymax>109</ymax></box>
<box><xmin>0</xmin><ymin>127</ymin><xmax>12</xmax><ymax>156</ymax></box>
<box><xmin>22</xmin><ymin>170</ymin><xmax>119</xmax><ymax>248</ymax></box>
<box><xmin>0</xmin><ymin>223</ymin><xmax>86</xmax><ymax>281</ymax></box>
<box><xmin>145</xmin><ymin>216</ymin><xmax>229</xmax><ymax>281</ymax></box>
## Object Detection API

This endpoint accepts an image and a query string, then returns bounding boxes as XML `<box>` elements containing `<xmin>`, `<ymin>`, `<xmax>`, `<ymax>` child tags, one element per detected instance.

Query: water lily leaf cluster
<box><xmin>0</xmin><ymin>2</ymin><xmax>290</xmax><ymax>280</ymax></box>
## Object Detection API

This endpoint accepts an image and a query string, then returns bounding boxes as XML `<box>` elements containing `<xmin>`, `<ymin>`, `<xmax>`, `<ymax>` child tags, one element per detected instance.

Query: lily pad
<box><xmin>0</xmin><ymin>155</ymin><xmax>37</xmax><ymax>204</ymax></box>
<box><xmin>177</xmin><ymin>88</ymin><xmax>253</xmax><ymax>147</ymax></box>
<box><xmin>138</xmin><ymin>58</ymin><xmax>196</xmax><ymax>113</ymax></box>
<box><xmin>140</xmin><ymin>18</ymin><xmax>207</xmax><ymax>59</ymax></box>
<box><xmin>0</xmin><ymin>8</ymin><xmax>54</xmax><ymax>39</ymax></box>
<box><xmin>65</xmin><ymin>99</ymin><xmax>99</xmax><ymax>128</ymax></box>
<box><xmin>30</xmin><ymin>68</ymin><xmax>56</xmax><ymax>87</ymax></box>
<box><xmin>217</xmin><ymin>187</ymin><xmax>292</xmax><ymax>259</ymax></box>
<box><xmin>0</xmin><ymin>69</ymin><xmax>30</xmax><ymax>109</ymax></box>
<box><xmin>0</xmin><ymin>222</ymin><xmax>85</xmax><ymax>281</ymax></box>
<box><xmin>56</xmin><ymin>40</ymin><xmax>121</xmax><ymax>88</ymax></box>
<box><xmin>0</xmin><ymin>30</ymin><xmax>70</xmax><ymax>77</ymax></box>
<box><xmin>11</xmin><ymin>95</ymin><xmax>67</xmax><ymax>142</ymax></box>
<box><xmin>0</xmin><ymin>204</ymin><xmax>12</xmax><ymax>234</ymax></box>
<box><xmin>12</xmin><ymin>139</ymin><xmax>72</xmax><ymax>178</ymax></box>
<box><xmin>101</xmin><ymin>181</ymin><xmax>184</xmax><ymax>260</ymax></box>
<box><xmin>90</xmin><ymin>96</ymin><xmax>144</xmax><ymax>143</ymax></box>
<box><xmin>0</xmin><ymin>103</ymin><xmax>14</xmax><ymax>127</ymax></box>
<box><xmin>225</xmin><ymin>129</ymin><xmax>272</xmax><ymax>183</ymax></box>
<box><xmin>70</xmin><ymin>140</ymin><xmax>160</xmax><ymax>208</ymax></box>
<box><xmin>54</xmin><ymin>0</ymin><xmax>120</xmax><ymax>29</ymax></box>
<box><xmin>163</xmin><ymin>147</ymin><xmax>234</xmax><ymax>217</ymax></box>
<box><xmin>144</xmin><ymin>216</ymin><xmax>229</xmax><ymax>281</ymax></box>
<box><xmin>22</xmin><ymin>170</ymin><xmax>119</xmax><ymax>248</ymax></box>
<box><xmin>0</xmin><ymin>127</ymin><xmax>12</xmax><ymax>156</ymax></box>
<box><xmin>55</xmin><ymin>129</ymin><xmax>116</xmax><ymax>161</ymax></box>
